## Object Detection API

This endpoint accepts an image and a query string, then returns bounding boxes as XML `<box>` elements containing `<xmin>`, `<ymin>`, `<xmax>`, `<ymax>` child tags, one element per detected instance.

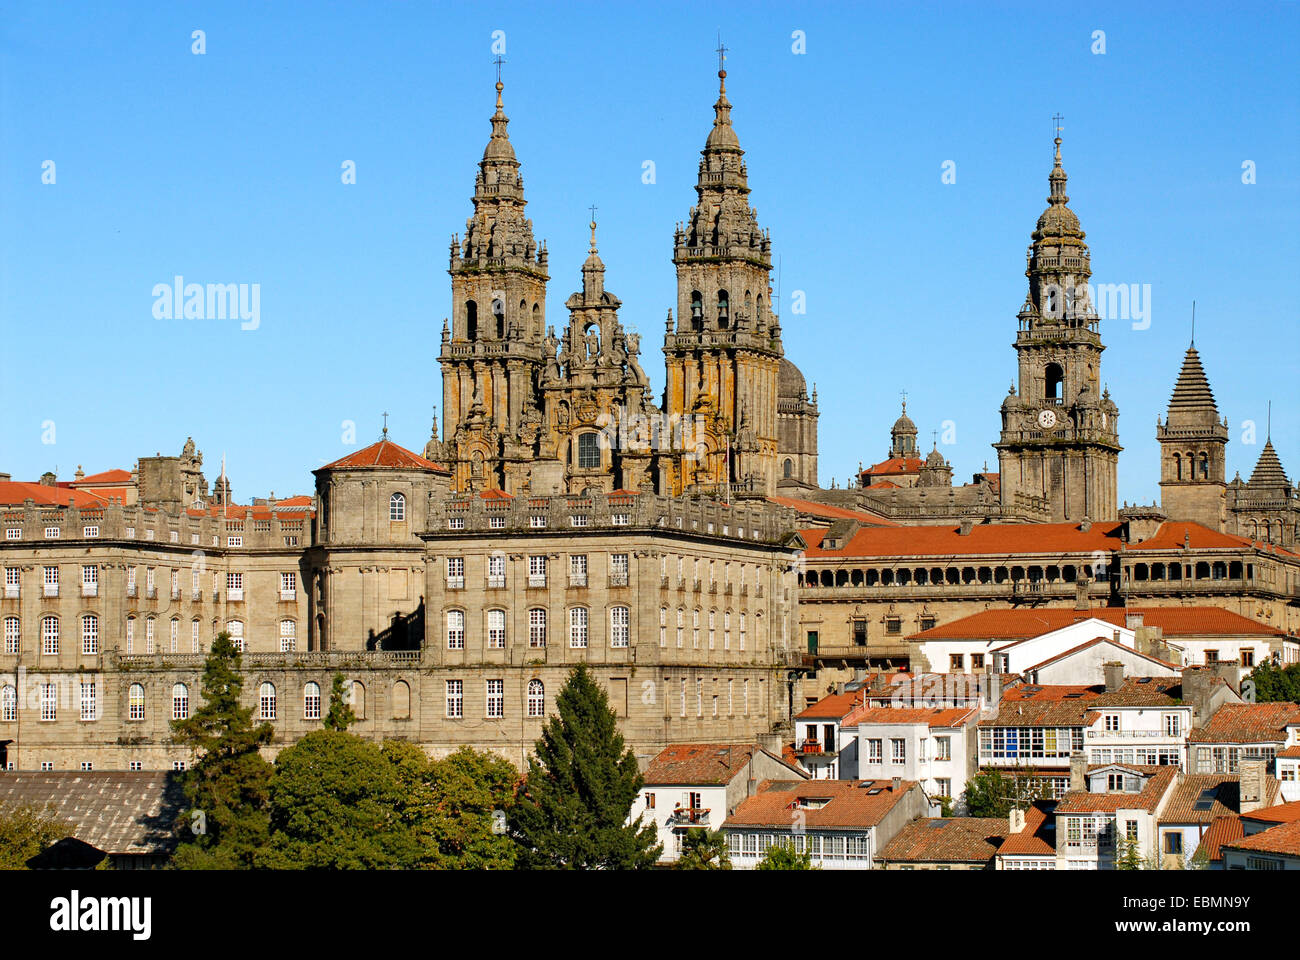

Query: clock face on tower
<box><xmin>1037</xmin><ymin>408</ymin><xmax>1058</xmax><ymax>429</ymax></box>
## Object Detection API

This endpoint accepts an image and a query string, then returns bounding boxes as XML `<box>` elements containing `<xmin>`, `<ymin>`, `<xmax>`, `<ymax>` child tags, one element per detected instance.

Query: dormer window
<box><xmin>390</xmin><ymin>493</ymin><xmax>406</xmax><ymax>522</ymax></box>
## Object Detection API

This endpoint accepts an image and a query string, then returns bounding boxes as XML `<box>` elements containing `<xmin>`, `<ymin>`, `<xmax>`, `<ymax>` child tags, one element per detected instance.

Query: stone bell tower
<box><xmin>438</xmin><ymin>74</ymin><xmax>550</xmax><ymax>492</ymax></box>
<box><xmin>662</xmin><ymin>55</ymin><xmax>783</xmax><ymax>498</ymax></box>
<box><xmin>995</xmin><ymin>123</ymin><xmax>1121</xmax><ymax>522</ymax></box>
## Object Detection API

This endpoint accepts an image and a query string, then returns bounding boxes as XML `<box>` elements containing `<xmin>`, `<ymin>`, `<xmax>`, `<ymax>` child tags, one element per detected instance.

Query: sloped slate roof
<box><xmin>0</xmin><ymin>772</ymin><xmax>183</xmax><ymax>856</ymax></box>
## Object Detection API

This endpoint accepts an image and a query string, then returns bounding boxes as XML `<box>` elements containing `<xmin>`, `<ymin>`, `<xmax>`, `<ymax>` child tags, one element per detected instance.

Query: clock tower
<box><xmin>994</xmin><ymin>125</ymin><xmax>1120</xmax><ymax>522</ymax></box>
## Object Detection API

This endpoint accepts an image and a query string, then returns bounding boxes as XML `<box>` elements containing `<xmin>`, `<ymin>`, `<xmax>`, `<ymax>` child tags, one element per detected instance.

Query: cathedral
<box><xmin>432</xmin><ymin>69</ymin><xmax>819</xmax><ymax>500</ymax></box>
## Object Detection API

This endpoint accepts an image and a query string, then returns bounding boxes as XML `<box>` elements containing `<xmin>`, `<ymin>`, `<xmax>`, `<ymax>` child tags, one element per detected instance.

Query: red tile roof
<box><xmin>794</xmin><ymin>690</ymin><xmax>865</xmax><ymax>721</ymax></box>
<box><xmin>803</xmin><ymin>519</ymin><xmax>1125</xmax><ymax>559</ymax></box>
<box><xmin>1199</xmin><ymin>816</ymin><xmax>1244</xmax><ymax>862</ymax></box>
<box><xmin>843</xmin><ymin>706</ymin><xmax>976</xmax><ymax>729</ymax></box>
<box><xmin>861</xmin><ymin>457</ymin><xmax>924</xmax><ymax>477</ymax></box>
<box><xmin>998</xmin><ymin>803</ymin><xmax>1056</xmax><ymax>857</ymax></box>
<box><xmin>879</xmin><ymin>817</ymin><xmax>1012</xmax><ymax>864</ymax></box>
<box><xmin>909</xmin><ymin>606</ymin><xmax>1284</xmax><ymax>641</ymax></box>
<box><xmin>642</xmin><ymin>743</ymin><xmax>802</xmax><ymax>786</ymax></box>
<box><xmin>319</xmin><ymin>439</ymin><xmax>448</xmax><ymax>472</ymax></box>
<box><xmin>982</xmin><ymin>680</ymin><xmax>1182</xmax><ymax>728</ymax></box>
<box><xmin>724</xmin><ymin>779</ymin><xmax>918</xmax><ymax>831</ymax></box>
<box><xmin>73</xmin><ymin>469</ymin><xmax>132</xmax><ymax>485</ymax></box>
<box><xmin>1241</xmin><ymin>800</ymin><xmax>1300</xmax><ymax>826</ymax></box>
<box><xmin>1221</xmin><ymin>819</ymin><xmax>1300</xmax><ymax>857</ymax></box>
<box><xmin>1159</xmin><ymin>775</ymin><xmax>1280</xmax><ymax>824</ymax></box>
<box><xmin>1188</xmin><ymin>703</ymin><xmax>1300</xmax><ymax>744</ymax></box>
<box><xmin>0</xmin><ymin>482</ymin><xmax>117</xmax><ymax>509</ymax></box>
<box><xmin>767</xmin><ymin>496</ymin><xmax>899</xmax><ymax>526</ymax></box>
<box><xmin>1055</xmin><ymin>766</ymin><xmax>1179</xmax><ymax>814</ymax></box>
<box><xmin>1277</xmin><ymin>745</ymin><xmax>1300</xmax><ymax>759</ymax></box>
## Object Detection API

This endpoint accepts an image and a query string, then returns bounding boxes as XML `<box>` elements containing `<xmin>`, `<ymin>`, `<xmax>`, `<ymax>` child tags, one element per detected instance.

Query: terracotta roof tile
<box><xmin>1055</xmin><ymin>766</ymin><xmax>1179</xmax><ymax>814</ymax></box>
<box><xmin>1199</xmin><ymin>815</ymin><xmax>1244</xmax><ymax>861</ymax></box>
<box><xmin>1159</xmin><ymin>774</ymin><xmax>1280</xmax><ymax>824</ymax></box>
<box><xmin>1221</xmin><ymin>818</ymin><xmax>1300</xmax><ymax>857</ymax></box>
<box><xmin>767</xmin><ymin>496</ymin><xmax>900</xmax><ymax>526</ymax></box>
<box><xmin>998</xmin><ymin>803</ymin><xmax>1056</xmax><ymax>857</ymax></box>
<box><xmin>642</xmin><ymin>743</ymin><xmax>801</xmax><ymax>786</ymax></box>
<box><xmin>319</xmin><ymin>439</ymin><xmax>448</xmax><ymax>472</ymax></box>
<box><xmin>724</xmin><ymin>779</ymin><xmax>918</xmax><ymax>830</ymax></box>
<box><xmin>1241</xmin><ymin>800</ymin><xmax>1300</xmax><ymax>826</ymax></box>
<box><xmin>73</xmin><ymin>469</ymin><xmax>133</xmax><ymax>485</ymax></box>
<box><xmin>0</xmin><ymin>482</ymin><xmax>117</xmax><ymax>509</ymax></box>
<box><xmin>910</xmin><ymin>606</ymin><xmax>1283</xmax><ymax>641</ymax></box>
<box><xmin>1188</xmin><ymin>703</ymin><xmax>1300</xmax><ymax>744</ymax></box>
<box><xmin>981</xmin><ymin>679</ymin><xmax>1181</xmax><ymax>728</ymax></box>
<box><xmin>794</xmin><ymin>690</ymin><xmax>866</xmax><ymax>721</ymax></box>
<box><xmin>843</xmin><ymin>706</ymin><xmax>976</xmax><ymax>729</ymax></box>
<box><xmin>862</xmin><ymin>457</ymin><xmax>925</xmax><ymax>476</ymax></box>
<box><xmin>879</xmin><ymin>817</ymin><xmax>1011</xmax><ymax>864</ymax></box>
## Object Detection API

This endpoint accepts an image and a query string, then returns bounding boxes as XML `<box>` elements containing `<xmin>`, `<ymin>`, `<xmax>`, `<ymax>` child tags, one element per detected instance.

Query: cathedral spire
<box><xmin>1165</xmin><ymin>343</ymin><xmax>1222</xmax><ymax>422</ymax></box>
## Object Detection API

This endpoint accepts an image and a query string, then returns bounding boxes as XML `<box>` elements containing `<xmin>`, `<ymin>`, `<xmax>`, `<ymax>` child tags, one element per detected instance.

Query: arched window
<box><xmin>1173</xmin><ymin>453</ymin><xmax>1182</xmax><ymax>480</ymax></box>
<box><xmin>0</xmin><ymin>684</ymin><xmax>14</xmax><ymax>722</ymax></box>
<box><xmin>169</xmin><ymin>617</ymin><xmax>179</xmax><ymax>653</ymax></box>
<box><xmin>259</xmin><ymin>682</ymin><xmax>277</xmax><ymax>721</ymax></box>
<box><xmin>303</xmin><ymin>681</ymin><xmax>321</xmax><ymax>720</ymax></box>
<box><xmin>446</xmin><ymin>610</ymin><xmax>465</xmax><ymax>649</ymax></box>
<box><xmin>172</xmin><ymin>683</ymin><xmax>189</xmax><ymax>720</ymax></box>
<box><xmin>279</xmin><ymin>619</ymin><xmax>296</xmax><ymax>652</ymax></box>
<box><xmin>390</xmin><ymin>493</ymin><xmax>406</xmax><ymax>522</ymax></box>
<box><xmin>392</xmin><ymin>680</ymin><xmax>411</xmax><ymax>719</ymax></box>
<box><xmin>610</xmin><ymin>606</ymin><xmax>629</xmax><ymax>648</ymax></box>
<box><xmin>569</xmin><ymin>607</ymin><xmax>589</xmax><ymax>648</ymax></box>
<box><xmin>128</xmin><ymin>683</ymin><xmax>146</xmax><ymax>721</ymax></box>
<box><xmin>81</xmin><ymin>614</ymin><xmax>99</xmax><ymax>655</ymax></box>
<box><xmin>465</xmin><ymin>299</ymin><xmax>478</xmax><ymax>340</ymax></box>
<box><xmin>784</xmin><ymin>458</ymin><xmax>793</xmax><ymax>479</ymax></box>
<box><xmin>690</xmin><ymin>290</ymin><xmax>703</xmax><ymax>329</ymax></box>
<box><xmin>350</xmin><ymin>681</ymin><xmax>366</xmax><ymax>720</ymax></box>
<box><xmin>125</xmin><ymin>615</ymin><xmax>135</xmax><ymax>654</ymax></box>
<box><xmin>577</xmin><ymin>432</ymin><xmax>600</xmax><ymax>469</ymax></box>
<box><xmin>487</xmin><ymin>609</ymin><xmax>506</xmax><ymax>649</ymax></box>
<box><xmin>1198</xmin><ymin>453</ymin><xmax>1209</xmax><ymax>479</ymax></box>
<box><xmin>191</xmin><ymin>618</ymin><xmax>201</xmax><ymax>653</ymax></box>
<box><xmin>145</xmin><ymin>616</ymin><xmax>156</xmax><ymax>653</ymax></box>
<box><xmin>41</xmin><ymin>616</ymin><xmax>59</xmax><ymax>656</ymax></box>
<box><xmin>3</xmin><ymin>616</ymin><xmax>18</xmax><ymax>655</ymax></box>
<box><xmin>527</xmin><ymin>679</ymin><xmax>545</xmax><ymax>718</ymax></box>
<box><xmin>717</xmin><ymin>289</ymin><xmax>730</xmax><ymax>329</ymax></box>
<box><xmin>528</xmin><ymin>608</ymin><xmax>547</xmax><ymax>648</ymax></box>
<box><xmin>1045</xmin><ymin>363</ymin><xmax>1063</xmax><ymax>401</ymax></box>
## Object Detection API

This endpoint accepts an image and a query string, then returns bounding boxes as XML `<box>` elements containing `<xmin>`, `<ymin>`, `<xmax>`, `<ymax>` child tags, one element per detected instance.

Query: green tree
<box><xmin>509</xmin><ymin>663</ymin><xmax>661</xmax><ymax>869</ymax></box>
<box><xmin>675</xmin><ymin>828</ymin><xmax>732</xmax><ymax>869</ymax></box>
<box><xmin>756</xmin><ymin>840</ymin><xmax>816</xmax><ymax>870</ymax></box>
<box><xmin>259</xmin><ymin>730</ymin><xmax>434</xmax><ymax>869</ymax></box>
<box><xmin>1114</xmin><ymin>835</ymin><xmax>1145</xmax><ymax>870</ymax></box>
<box><xmin>963</xmin><ymin>770</ymin><xmax>1049</xmax><ymax>818</ymax></box>
<box><xmin>424</xmin><ymin>746</ymin><xmax>520</xmax><ymax>869</ymax></box>
<box><xmin>258</xmin><ymin>730</ymin><xmax>425</xmax><ymax>869</ymax></box>
<box><xmin>324</xmin><ymin>672</ymin><xmax>356</xmax><ymax>731</ymax></box>
<box><xmin>1248</xmin><ymin>660</ymin><xmax>1300</xmax><ymax>703</ymax></box>
<box><xmin>170</xmin><ymin>631</ymin><xmax>274</xmax><ymax>869</ymax></box>
<box><xmin>0</xmin><ymin>802</ymin><xmax>69</xmax><ymax>869</ymax></box>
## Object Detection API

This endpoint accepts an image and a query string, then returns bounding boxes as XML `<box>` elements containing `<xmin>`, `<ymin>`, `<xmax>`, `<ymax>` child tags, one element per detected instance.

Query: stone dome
<box><xmin>778</xmin><ymin>357</ymin><xmax>807</xmax><ymax>398</ymax></box>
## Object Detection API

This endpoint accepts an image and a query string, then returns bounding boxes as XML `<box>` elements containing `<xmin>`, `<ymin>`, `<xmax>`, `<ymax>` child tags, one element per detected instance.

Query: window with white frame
<box><xmin>486</xmin><ymin>679</ymin><xmax>504</xmax><ymax>718</ymax></box>
<box><xmin>708</xmin><ymin>609</ymin><xmax>716</xmax><ymax>649</ymax></box>
<box><xmin>487</xmin><ymin>554</ymin><xmax>506</xmax><ymax>588</ymax></box>
<box><xmin>43</xmin><ymin>565</ymin><xmax>58</xmax><ymax>596</ymax></box>
<box><xmin>170</xmin><ymin>569</ymin><xmax>179</xmax><ymax>598</ymax></box>
<box><xmin>935</xmin><ymin>736</ymin><xmax>951</xmax><ymax>761</ymax></box>
<box><xmin>867</xmin><ymin>739</ymin><xmax>883</xmax><ymax>764</ymax></box>
<box><xmin>125</xmin><ymin>616</ymin><xmax>135</xmax><ymax>654</ymax></box>
<box><xmin>303</xmin><ymin>682</ymin><xmax>321</xmax><ymax>721</ymax></box>
<box><xmin>609</xmin><ymin>553</ymin><xmax>628</xmax><ymax>586</ymax></box>
<box><xmin>446</xmin><ymin>557</ymin><xmax>465</xmax><ymax>588</ymax></box>
<box><xmin>723</xmin><ymin>611</ymin><xmax>731</xmax><ymax>650</ymax></box>
<box><xmin>168</xmin><ymin>617</ymin><xmax>178</xmax><ymax>652</ymax></box>
<box><xmin>1</xmin><ymin>684</ymin><xmax>15</xmax><ymax>722</ymax></box>
<box><xmin>680</xmin><ymin>678</ymin><xmax>686</xmax><ymax>717</ymax></box>
<box><xmin>446</xmin><ymin>610</ymin><xmax>465</xmax><ymax>649</ymax></box>
<box><xmin>280</xmin><ymin>572</ymin><xmax>296</xmax><ymax>599</ymax></box>
<box><xmin>128</xmin><ymin>683</ymin><xmax>145</xmax><ymax>721</ymax></box>
<box><xmin>891</xmin><ymin>738</ymin><xmax>906</xmax><ymax>765</ymax></box>
<box><xmin>659</xmin><ymin>607</ymin><xmax>667</xmax><ymax>648</ymax></box>
<box><xmin>191</xmin><ymin>619</ymin><xmax>200</xmax><ymax>652</ymax></box>
<box><xmin>44</xmin><ymin>526</ymin><xmax>60</xmax><ymax>539</ymax></box>
<box><xmin>227</xmin><ymin>620</ymin><xmax>243</xmax><ymax>652</ymax></box>
<box><xmin>227</xmin><ymin>535</ymin><xmax>242</xmax><ymax>548</ymax></box>
<box><xmin>1163</xmin><ymin>713</ymin><xmax>1181</xmax><ymax>737</ymax></box>
<box><xmin>488</xmin><ymin>515</ymin><xmax>504</xmax><ymax>529</ymax></box>
<box><xmin>82</xmin><ymin>614</ymin><xmax>99</xmax><ymax>655</ymax></box>
<box><xmin>3</xmin><ymin>617</ymin><xmax>17</xmax><ymax>654</ymax></box>
<box><xmin>676</xmin><ymin>609</ymin><xmax>684</xmax><ymax>648</ymax></box>
<box><xmin>528</xmin><ymin>555</ymin><xmax>547</xmax><ymax>587</ymax></box>
<box><xmin>41</xmin><ymin>616</ymin><xmax>58</xmax><ymax>655</ymax></box>
<box><xmin>570</xmin><ymin>514</ymin><xmax>588</xmax><ymax>528</ymax></box>
<box><xmin>390</xmin><ymin>493</ymin><xmax>406</xmax><ymax>521</ymax></box>
<box><xmin>739</xmin><ymin>612</ymin><xmax>747</xmax><ymax>650</ymax></box>
<box><xmin>696</xmin><ymin>678</ymin><xmax>703</xmax><ymax>716</ymax></box>
<box><xmin>1104</xmin><ymin>714</ymin><xmax>1120</xmax><ymax>732</ymax></box>
<box><xmin>569</xmin><ymin>607</ymin><xmax>588</xmax><ymax>648</ymax></box>
<box><xmin>4</xmin><ymin>567</ymin><xmax>18</xmax><ymax>597</ymax></box>
<box><xmin>145</xmin><ymin>617</ymin><xmax>156</xmax><ymax>653</ymax></box>
<box><xmin>487</xmin><ymin>609</ymin><xmax>506</xmax><ymax>649</ymax></box>
<box><xmin>448</xmin><ymin>516</ymin><xmax>465</xmax><ymax>530</ymax></box>
<box><xmin>280</xmin><ymin>619</ymin><xmax>296</xmax><ymax>652</ymax></box>
<box><xmin>82</xmin><ymin>564</ymin><xmax>97</xmax><ymax>595</ymax></box>
<box><xmin>693</xmin><ymin>609</ymin><xmax>700</xmax><ymax>649</ymax></box>
<box><xmin>445</xmin><ymin>679</ymin><xmax>463</xmax><ymax>718</ymax></box>
<box><xmin>610</xmin><ymin>606</ymin><xmax>629</xmax><ymax>648</ymax></box>
<box><xmin>173</xmin><ymin>682</ymin><xmax>190</xmax><ymax>720</ymax></box>
<box><xmin>569</xmin><ymin>554</ymin><xmax>588</xmax><ymax>587</ymax></box>
<box><xmin>530</xmin><ymin>515</ymin><xmax>546</xmax><ymax>529</ymax></box>
<box><xmin>527</xmin><ymin>679</ymin><xmax>544</xmax><ymax>718</ymax></box>
<box><xmin>611</xmin><ymin>512</ymin><xmax>629</xmax><ymax>526</ymax></box>
<box><xmin>80</xmin><ymin>681</ymin><xmax>96</xmax><ymax>721</ymax></box>
<box><xmin>4</xmin><ymin>528</ymin><xmax>18</xmax><ymax>540</ymax></box>
<box><xmin>226</xmin><ymin>572</ymin><xmax>242</xmax><ymax>600</ymax></box>
<box><xmin>38</xmin><ymin>683</ymin><xmax>56</xmax><ymax>721</ymax></box>
<box><xmin>259</xmin><ymin>682</ymin><xmax>277</xmax><ymax>720</ymax></box>
<box><xmin>528</xmin><ymin>608</ymin><xmax>547</xmax><ymax>647</ymax></box>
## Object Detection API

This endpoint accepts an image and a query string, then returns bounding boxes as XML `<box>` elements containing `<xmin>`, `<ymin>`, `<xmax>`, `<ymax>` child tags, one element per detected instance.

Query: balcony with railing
<box><xmin>796</xmin><ymin>739</ymin><xmax>832</xmax><ymax>757</ymax></box>
<box><xmin>527</xmin><ymin>574</ymin><xmax>547</xmax><ymax>589</ymax></box>
<box><xmin>3</xmin><ymin>585</ymin><xmax>18</xmax><ymax>599</ymax></box>
<box><xmin>126</xmin><ymin>584</ymin><xmax>137</xmax><ymax>598</ymax></box>
<box><xmin>82</xmin><ymin>583</ymin><xmax>98</xmax><ymax>597</ymax></box>
<box><xmin>568</xmin><ymin>573</ymin><xmax>588</xmax><ymax>588</ymax></box>
<box><xmin>43</xmin><ymin>583</ymin><xmax>59</xmax><ymax>598</ymax></box>
<box><xmin>608</xmin><ymin>572</ymin><xmax>628</xmax><ymax>588</ymax></box>
<box><xmin>280</xmin><ymin>589</ymin><xmax>297</xmax><ymax>601</ymax></box>
<box><xmin>486</xmin><ymin>575</ymin><xmax>506</xmax><ymax>589</ymax></box>
<box><xmin>226</xmin><ymin>587</ymin><xmax>243</xmax><ymax>602</ymax></box>
<box><xmin>669</xmin><ymin>807</ymin><xmax>711</xmax><ymax>825</ymax></box>
<box><xmin>445</xmin><ymin>577</ymin><xmax>465</xmax><ymax>590</ymax></box>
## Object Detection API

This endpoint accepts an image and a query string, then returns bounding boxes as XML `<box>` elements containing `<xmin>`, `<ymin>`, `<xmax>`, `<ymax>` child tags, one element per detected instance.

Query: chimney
<box><xmin>958</xmin><ymin>519</ymin><xmax>974</xmax><ymax>536</ymax></box>
<box><xmin>1103</xmin><ymin>661</ymin><xmax>1124</xmax><ymax>694</ymax></box>
<box><xmin>854</xmin><ymin>667</ymin><xmax>866</xmax><ymax>684</ymax></box>
<box><xmin>1125</xmin><ymin>613</ymin><xmax>1145</xmax><ymax>631</ymax></box>
<box><xmin>1069</xmin><ymin>753</ymin><xmax>1087</xmax><ymax>793</ymax></box>
<box><xmin>1074</xmin><ymin>579</ymin><xmax>1090</xmax><ymax>611</ymax></box>
<box><xmin>1009</xmin><ymin>807</ymin><xmax>1026</xmax><ymax>834</ymax></box>
<box><xmin>1181</xmin><ymin>666</ymin><xmax>1214</xmax><ymax>728</ymax></box>
<box><xmin>1239</xmin><ymin>759</ymin><xmax>1267</xmax><ymax>814</ymax></box>
<box><xmin>757</xmin><ymin>732</ymin><xmax>782</xmax><ymax>756</ymax></box>
<box><xmin>1112</xmin><ymin>629</ymin><xmax>1122</xmax><ymax>645</ymax></box>
<box><xmin>1212</xmin><ymin>660</ymin><xmax>1242</xmax><ymax>693</ymax></box>
<box><xmin>985</xmin><ymin>671</ymin><xmax>1003</xmax><ymax>707</ymax></box>
<box><xmin>891</xmin><ymin>776</ymin><xmax>902</xmax><ymax>793</ymax></box>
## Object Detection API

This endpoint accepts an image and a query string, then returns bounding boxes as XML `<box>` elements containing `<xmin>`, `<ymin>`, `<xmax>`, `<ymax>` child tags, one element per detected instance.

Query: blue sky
<box><xmin>2</xmin><ymin>1</ymin><xmax>1297</xmax><ymax>505</ymax></box>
